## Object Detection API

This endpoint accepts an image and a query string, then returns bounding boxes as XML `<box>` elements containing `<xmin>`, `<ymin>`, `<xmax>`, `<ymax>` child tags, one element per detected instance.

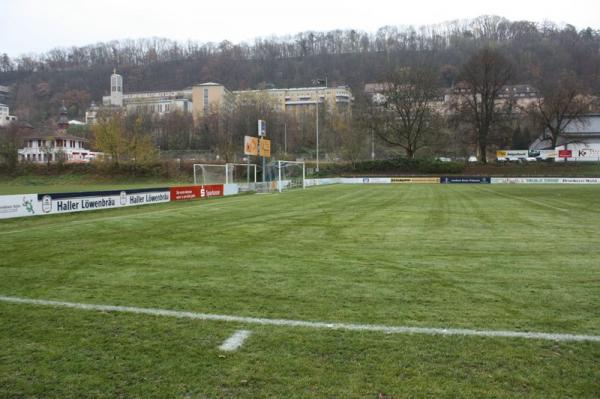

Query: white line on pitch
<box><xmin>477</xmin><ymin>187</ymin><xmax>568</xmax><ymax>212</ymax></box>
<box><xmin>219</xmin><ymin>330</ymin><xmax>252</xmax><ymax>351</ymax></box>
<box><xmin>1</xmin><ymin>295</ymin><xmax>599</xmax><ymax>343</ymax></box>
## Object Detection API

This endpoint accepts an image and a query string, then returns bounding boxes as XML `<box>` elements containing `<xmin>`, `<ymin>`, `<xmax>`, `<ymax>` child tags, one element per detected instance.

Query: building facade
<box><xmin>18</xmin><ymin>105</ymin><xmax>101</xmax><ymax>163</ymax></box>
<box><xmin>18</xmin><ymin>134</ymin><xmax>101</xmax><ymax>163</ymax></box>
<box><xmin>91</xmin><ymin>71</ymin><xmax>353</xmax><ymax>124</ymax></box>
<box><xmin>364</xmin><ymin>82</ymin><xmax>540</xmax><ymax>114</ymax></box>
<box><xmin>0</xmin><ymin>103</ymin><xmax>17</xmax><ymax>126</ymax></box>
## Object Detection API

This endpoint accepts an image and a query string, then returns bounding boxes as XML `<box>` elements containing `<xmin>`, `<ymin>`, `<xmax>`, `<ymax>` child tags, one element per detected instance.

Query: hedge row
<box><xmin>314</xmin><ymin>158</ymin><xmax>466</xmax><ymax>176</ymax></box>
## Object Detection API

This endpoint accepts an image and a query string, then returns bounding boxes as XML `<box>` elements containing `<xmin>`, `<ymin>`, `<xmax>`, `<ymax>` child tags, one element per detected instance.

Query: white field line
<box><xmin>219</xmin><ymin>330</ymin><xmax>252</xmax><ymax>351</ymax></box>
<box><xmin>0</xmin><ymin>196</ymin><xmax>253</xmax><ymax>236</ymax></box>
<box><xmin>1</xmin><ymin>295</ymin><xmax>599</xmax><ymax>343</ymax></box>
<box><xmin>477</xmin><ymin>187</ymin><xmax>569</xmax><ymax>213</ymax></box>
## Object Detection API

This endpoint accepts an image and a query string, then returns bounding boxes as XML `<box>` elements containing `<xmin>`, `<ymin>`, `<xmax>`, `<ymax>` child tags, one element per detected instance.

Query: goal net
<box><xmin>226</xmin><ymin>163</ymin><xmax>257</xmax><ymax>184</ymax></box>
<box><xmin>276</xmin><ymin>160</ymin><xmax>305</xmax><ymax>192</ymax></box>
<box><xmin>193</xmin><ymin>164</ymin><xmax>227</xmax><ymax>185</ymax></box>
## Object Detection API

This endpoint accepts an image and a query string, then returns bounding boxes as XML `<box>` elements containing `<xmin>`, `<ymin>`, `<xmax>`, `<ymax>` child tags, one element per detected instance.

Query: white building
<box><xmin>19</xmin><ymin>133</ymin><xmax>101</xmax><ymax>163</ymax></box>
<box><xmin>0</xmin><ymin>103</ymin><xmax>17</xmax><ymax>126</ymax></box>
<box><xmin>530</xmin><ymin>114</ymin><xmax>600</xmax><ymax>162</ymax></box>
<box><xmin>99</xmin><ymin>70</ymin><xmax>192</xmax><ymax>119</ymax></box>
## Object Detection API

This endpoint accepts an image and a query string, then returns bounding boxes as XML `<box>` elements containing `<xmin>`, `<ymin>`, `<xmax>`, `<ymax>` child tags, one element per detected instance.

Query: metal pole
<box><xmin>316</xmin><ymin>100</ymin><xmax>319</xmax><ymax>172</ymax></box>
<box><xmin>371</xmin><ymin>130</ymin><xmax>375</xmax><ymax>160</ymax></box>
<box><xmin>302</xmin><ymin>162</ymin><xmax>306</xmax><ymax>189</ymax></box>
<box><xmin>284</xmin><ymin>123</ymin><xmax>287</xmax><ymax>154</ymax></box>
<box><xmin>278</xmin><ymin>160</ymin><xmax>282</xmax><ymax>192</ymax></box>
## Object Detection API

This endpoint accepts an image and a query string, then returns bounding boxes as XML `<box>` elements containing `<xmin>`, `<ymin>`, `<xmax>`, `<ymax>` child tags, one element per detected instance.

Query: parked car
<box><xmin>468</xmin><ymin>156</ymin><xmax>478</xmax><ymax>163</ymax></box>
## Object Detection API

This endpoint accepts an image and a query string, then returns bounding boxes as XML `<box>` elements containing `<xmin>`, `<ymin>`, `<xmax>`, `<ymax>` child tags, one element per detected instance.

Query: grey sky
<box><xmin>2</xmin><ymin>0</ymin><xmax>599</xmax><ymax>57</ymax></box>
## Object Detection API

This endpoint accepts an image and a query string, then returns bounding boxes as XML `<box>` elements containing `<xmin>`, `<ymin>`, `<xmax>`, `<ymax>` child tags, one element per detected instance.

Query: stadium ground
<box><xmin>1</xmin><ymin>184</ymin><xmax>599</xmax><ymax>397</ymax></box>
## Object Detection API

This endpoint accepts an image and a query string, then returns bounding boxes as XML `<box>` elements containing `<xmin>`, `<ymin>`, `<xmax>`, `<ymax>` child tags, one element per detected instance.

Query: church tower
<box><xmin>110</xmin><ymin>69</ymin><xmax>123</xmax><ymax>107</ymax></box>
<box><xmin>57</xmin><ymin>101</ymin><xmax>70</xmax><ymax>130</ymax></box>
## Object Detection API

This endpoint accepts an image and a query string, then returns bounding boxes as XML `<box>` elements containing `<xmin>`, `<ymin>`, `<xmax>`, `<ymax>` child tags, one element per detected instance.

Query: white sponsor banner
<box><xmin>559</xmin><ymin>177</ymin><xmax>600</xmax><ymax>184</ymax></box>
<box><xmin>340</xmin><ymin>177</ymin><xmax>391</xmax><ymax>184</ymax></box>
<box><xmin>0</xmin><ymin>194</ymin><xmax>39</xmax><ymax>219</ymax></box>
<box><xmin>39</xmin><ymin>189</ymin><xmax>170</xmax><ymax>216</ymax></box>
<box><xmin>305</xmin><ymin>178</ymin><xmax>341</xmax><ymax>187</ymax></box>
<box><xmin>492</xmin><ymin>177</ymin><xmax>600</xmax><ymax>184</ymax></box>
<box><xmin>223</xmin><ymin>184</ymin><xmax>240</xmax><ymax>196</ymax></box>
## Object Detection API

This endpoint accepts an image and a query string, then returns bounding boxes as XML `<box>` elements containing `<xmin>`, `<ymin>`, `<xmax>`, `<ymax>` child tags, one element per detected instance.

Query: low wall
<box><xmin>306</xmin><ymin>176</ymin><xmax>600</xmax><ymax>186</ymax></box>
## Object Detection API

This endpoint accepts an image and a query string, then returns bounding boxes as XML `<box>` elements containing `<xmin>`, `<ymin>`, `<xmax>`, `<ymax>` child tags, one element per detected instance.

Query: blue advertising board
<box><xmin>440</xmin><ymin>176</ymin><xmax>491</xmax><ymax>184</ymax></box>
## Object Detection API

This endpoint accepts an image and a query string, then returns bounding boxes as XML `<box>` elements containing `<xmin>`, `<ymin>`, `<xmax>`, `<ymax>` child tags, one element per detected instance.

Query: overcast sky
<box><xmin>2</xmin><ymin>0</ymin><xmax>599</xmax><ymax>57</ymax></box>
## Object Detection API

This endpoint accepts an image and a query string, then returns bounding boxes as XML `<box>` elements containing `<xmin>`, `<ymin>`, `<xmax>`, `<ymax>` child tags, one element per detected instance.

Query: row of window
<box><xmin>26</xmin><ymin>140</ymin><xmax>82</xmax><ymax>148</ymax></box>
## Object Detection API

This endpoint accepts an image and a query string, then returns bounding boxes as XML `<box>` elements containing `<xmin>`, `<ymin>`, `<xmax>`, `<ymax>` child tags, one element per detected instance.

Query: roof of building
<box><xmin>194</xmin><ymin>82</ymin><xmax>223</xmax><ymax>87</ymax></box>
<box><xmin>563</xmin><ymin>114</ymin><xmax>600</xmax><ymax>135</ymax></box>
<box><xmin>24</xmin><ymin>133</ymin><xmax>90</xmax><ymax>142</ymax></box>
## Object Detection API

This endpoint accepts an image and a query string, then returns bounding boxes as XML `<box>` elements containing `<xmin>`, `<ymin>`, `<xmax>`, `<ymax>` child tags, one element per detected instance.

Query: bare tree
<box><xmin>524</xmin><ymin>70</ymin><xmax>591</xmax><ymax>148</ymax></box>
<box><xmin>455</xmin><ymin>48</ymin><xmax>513</xmax><ymax>163</ymax></box>
<box><xmin>0</xmin><ymin>124</ymin><xmax>22</xmax><ymax>170</ymax></box>
<box><xmin>370</xmin><ymin>64</ymin><xmax>444</xmax><ymax>159</ymax></box>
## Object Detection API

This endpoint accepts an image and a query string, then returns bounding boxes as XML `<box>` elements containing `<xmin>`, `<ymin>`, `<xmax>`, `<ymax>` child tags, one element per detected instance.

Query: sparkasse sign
<box><xmin>558</xmin><ymin>149</ymin><xmax>572</xmax><ymax>158</ymax></box>
<box><xmin>201</xmin><ymin>185</ymin><xmax>224</xmax><ymax>198</ymax></box>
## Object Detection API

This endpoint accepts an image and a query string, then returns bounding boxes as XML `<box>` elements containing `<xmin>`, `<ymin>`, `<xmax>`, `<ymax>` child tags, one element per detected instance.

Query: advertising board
<box><xmin>491</xmin><ymin>177</ymin><xmax>561</xmax><ymax>184</ymax></box>
<box><xmin>259</xmin><ymin>138</ymin><xmax>271</xmax><ymax>157</ymax></box>
<box><xmin>491</xmin><ymin>177</ymin><xmax>600</xmax><ymax>184</ymax></box>
<box><xmin>0</xmin><ymin>194</ymin><xmax>39</xmax><ymax>219</ymax></box>
<box><xmin>391</xmin><ymin>177</ymin><xmax>440</xmax><ymax>184</ymax></box>
<box><xmin>572</xmin><ymin>148</ymin><xmax>600</xmax><ymax>160</ymax></box>
<box><xmin>558</xmin><ymin>149</ymin><xmax>572</xmax><ymax>158</ymax></box>
<box><xmin>440</xmin><ymin>176</ymin><xmax>491</xmax><ymax>184</ymax></box>
<box><xmin>559</xmin><ymin>178</ymin><xmax>600</xmax><ymax>184</ymax></box>
<box><xmin>496</xmin><ymin>150</ymin><xmax>528</xmax><ymax>159</ymax></box>
<box><xmin>201</xmin><ymin>184</ymin><xmax>224</xmax><ymax>198</ymax></box>
<box><xmin>37</xmin><ymin>187</ymin><xmax>170</xmax><ymax>215</ymax></box>
<box><xmin>528</xmin><ymin>149</ymin><xmax>557</xmax><ymax>159</ymax></box>
<box><xmin>170</xmin><ymin>186</ymin><xmax>201</xmax><ymax>201</ymax></box>
<box><xmin>244</xmin><ymin>136</ymin><xmax>258</xmax><ymax>156</ymax></box>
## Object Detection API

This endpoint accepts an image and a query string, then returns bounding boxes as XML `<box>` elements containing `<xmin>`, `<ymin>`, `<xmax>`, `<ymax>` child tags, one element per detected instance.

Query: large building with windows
<box><xmin>93</xmin><ymin>70</ymin><xmax>353</xmax><ymax>124</ymax></box>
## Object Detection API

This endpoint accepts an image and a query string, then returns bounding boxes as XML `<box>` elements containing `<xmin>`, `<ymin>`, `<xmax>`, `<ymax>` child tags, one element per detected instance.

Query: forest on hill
<box><xmin>1</xmin><ymin>15</ymin><xmax>599</xmax><ymax>123</ymax></box>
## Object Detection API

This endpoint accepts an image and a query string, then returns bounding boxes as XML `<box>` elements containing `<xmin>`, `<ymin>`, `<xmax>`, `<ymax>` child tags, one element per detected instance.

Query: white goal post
<box><xmin>277</xmin><ymin>160</ymin><xmax>305</xmax><ymax>192</ymax></box>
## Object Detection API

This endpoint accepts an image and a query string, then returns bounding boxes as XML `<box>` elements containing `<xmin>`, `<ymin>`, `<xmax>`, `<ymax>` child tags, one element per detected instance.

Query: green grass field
<box><xmin>1</xmin><ymin>184</ymin><xmax>600</xmax><ymax>398</ymax></box>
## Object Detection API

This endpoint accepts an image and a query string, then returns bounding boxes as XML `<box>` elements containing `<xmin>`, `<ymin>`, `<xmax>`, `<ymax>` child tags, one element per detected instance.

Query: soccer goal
<box><xmin>193</xmin><ymin>164</ymin><xmax>227</xmax><ymax>185</ymax></box>
<box><xmin>277</xmin><ymin>160</ymin><xmax>305</xmax><ymax>192</ymax></box>
<box><xmin>226</xmin><ymin>163</ymin><xmax>257</xmax><ymax>184</ymax></box>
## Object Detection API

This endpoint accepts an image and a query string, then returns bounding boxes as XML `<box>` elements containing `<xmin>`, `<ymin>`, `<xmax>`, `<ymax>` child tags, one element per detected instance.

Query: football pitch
<box><xmin>1</xmin><ymin>184</ymin><xmax>600</xmax><ymax>398</ymax></box>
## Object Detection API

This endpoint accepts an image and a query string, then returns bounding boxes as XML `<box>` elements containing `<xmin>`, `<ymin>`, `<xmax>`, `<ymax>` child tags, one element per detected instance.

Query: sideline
<box><xmin>1</xmin><ymin>295</ymin><xmax>598</xmax><ymax>343</ymax></box>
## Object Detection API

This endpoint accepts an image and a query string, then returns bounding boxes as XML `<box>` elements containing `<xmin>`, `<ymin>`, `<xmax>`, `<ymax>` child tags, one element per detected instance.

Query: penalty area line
<box><xmin>0</xmin><ymin>295</ymin><xmax>599</xmax><ymax>343</ymax></box>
